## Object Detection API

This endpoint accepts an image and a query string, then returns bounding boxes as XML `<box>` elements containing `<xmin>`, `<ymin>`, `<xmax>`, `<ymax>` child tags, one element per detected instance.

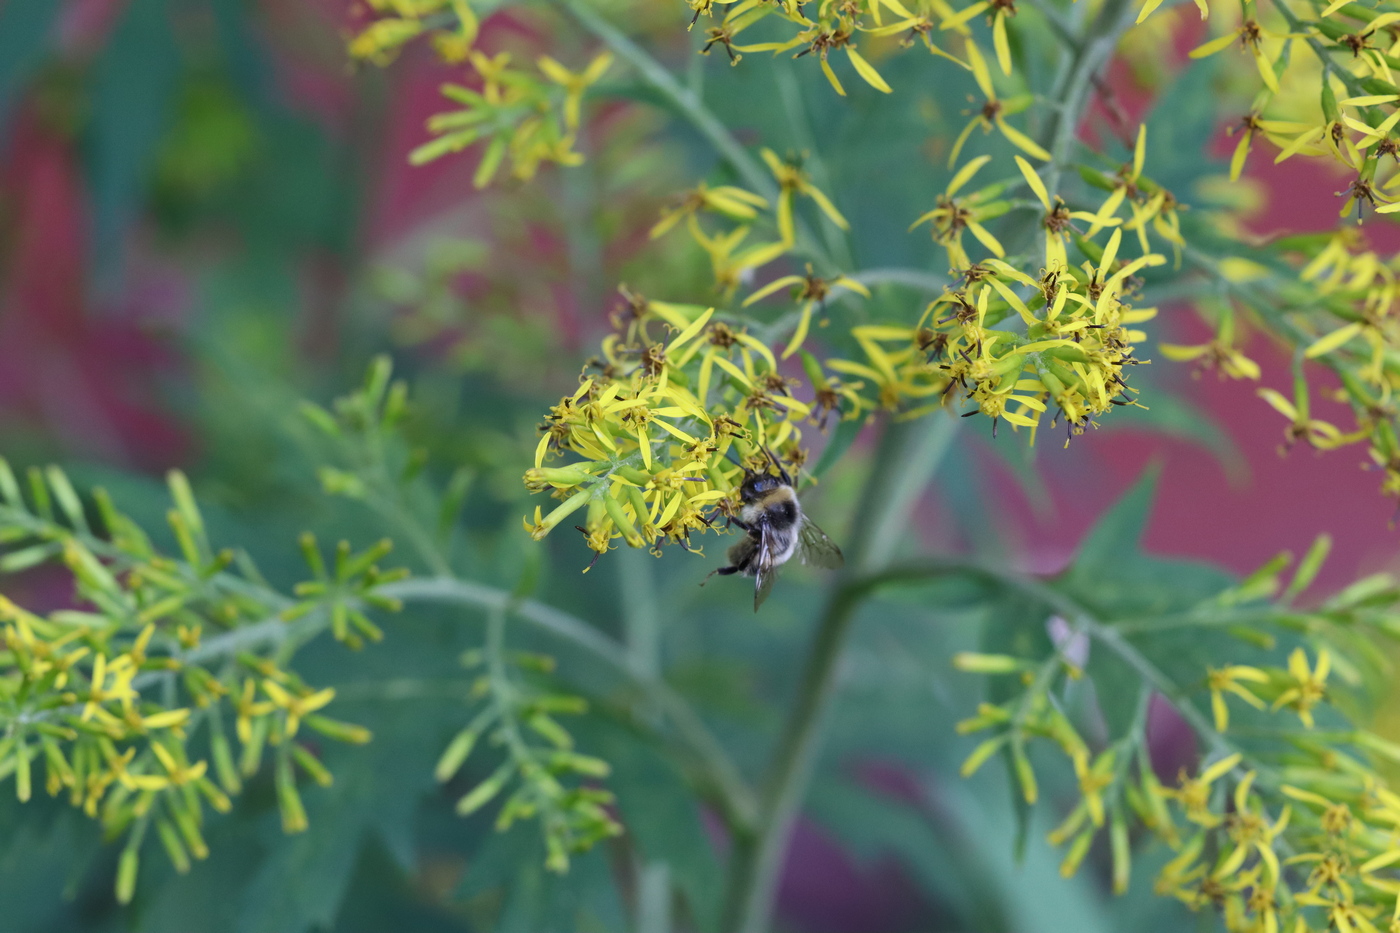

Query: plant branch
<box><xmin>379</xmin><ymin>576</ymin><xmax>760</xmax><ymax>831</ymax></box>
<box><xmin>1043</xmin><ymin>0</ymin><xmax>1140</xmax><ymax>197</ymax></box>
<box><xmin>850</xmin><ymin>558</ymin><xmax>1263</xmax><ymax>768</ymax></box>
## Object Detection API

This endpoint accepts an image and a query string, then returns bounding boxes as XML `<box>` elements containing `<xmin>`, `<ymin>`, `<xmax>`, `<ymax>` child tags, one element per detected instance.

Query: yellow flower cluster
<box><xmin>1188</xmin><ymin>0</ymin><xmax>1400</xmax><ymax>203</ymax></box>
<box><xmin>652</xmin><ymin>147</ymin><xmax>851</xmax><ymax>304</ymax></box>
<box><xmin>956</xmin><ymin>549</ymin><xmax>1400</xmax><ymax>933</ymax></box>
<box><xmin>687</xmin><ymin>0</ymin><xmax>991</xmax><ymax>96</ymax></box>
<box><xmin>408</xmin><ymin>49</ymin><xmax>613</xmax><ymax>184</ymax></box>
<box><xmin>0</xmin><ymin>465</ymin><xmax>389</xmax><ymax>902</ymax></box>
<box><xmin>349</xmin><ymin>0</ymin><xmax>481</xmax><ymax>65</ymax></box>
<box><xmin>1197</xmin><ymin>230</ymin><xmax>1400</xmax><ymax>502</ymax></box>
<box><xmin>526</xmin><ymin>295</ymin><xmax>818</xmax><ymax>559</ymax></box>
<box><xmin>350</xmin><ymin>0</ymin><xmax>612</xmax><ymax>184</ymax></box>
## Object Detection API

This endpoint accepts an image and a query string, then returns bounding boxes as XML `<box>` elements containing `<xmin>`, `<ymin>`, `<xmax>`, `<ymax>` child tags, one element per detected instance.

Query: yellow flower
<box><xmin>948</xmin><ymin>39</ymin><xmax>1049</xmax><ymax>167</ymax></box>
<box><xmin>910</xmin><ymin>154</ymin><xmax>1011</xmax><ymax>270</ymax></box>
<box><xmin>1015</xmin><ymin>156</ymin><xmax>1115</xmax><ymax>272</ymax></box>
<box><xmin>151</xmin><ymin>742</ymin><xmax>209</xmax><ymax>787</ymax></box>
<box><xmin>742</xmin><ymin>11</ymin><xmax>895</xmax><ymax>96</ymax></box>
<box><xmin>1047</xmin><ymin>747</ymin><xmax>1117</xmax><ymax>848</ymax></box>
<box><xmin>685</xmin><ymin>216</ymin><xmax>789</xmax><ymax>296</ymax></box>
<box><xmin>82</xmin><ymin>654</ymin><xmax>137</xmax><ymax>722</ymax></box>
<box><xmin>1218</xmin><ymin>772</ymin><xmax>1290</xmax><ymax>886</ymax></box>
<box><xmin>235</xmin><ymin>678</ymin><xmax>275</xmax><ymax>745</ymax></box>
<box><xmin>261</xmin><ymin>680</ymin><xmax>336</xmax><ymax>739</ymax></box>
<box><xmin>1160</xmin><ymin>307</ymin><xmax>1261</xmax><ymax>381</ymax></box>
<box><xmin>650</xmin><ymin>182</ymin><xmax>770</xmax><ymax>239</ymax></box>
<box><xmin>536</xmin><ymin>52</ymin><xmax>614</xmax><ymax>132</ymax></box>
<box><xmin>744</xmin><ymin>265</ymin><xmax>871</xmax><ymax>358</ymax></box>
<box><xmin>1188</xmin><ymin>19</ymin><xmax>1285</xmax><ymax>94</ymax></box>
<box><xmin>1272</xmin><ymin>648</ymin><xmax>1329</xmax><ymax>728</ymax></box>
<box><xmin>760</xmin><ymin>148</ymin><xmax>849</xmax><ymax>245</ymax></box>
<box><xmin>1257</xmin><ymin>385</ymin><xmax>1350</xmax><ymax>452</ymax></box>
<box><xmin>938</xmin><ymin>0</ymin><xmax>1017</xmax><ymax>74</ymax></box>
<box><xmin>1162</xmin><ymin>752</ymin><xmax>1242</xmax><ymax>827</ymax></box>
<box><xmin>1206</xmin><ymin>664</ymin><xmax>1269</xmax><ymax>732</ymax></box>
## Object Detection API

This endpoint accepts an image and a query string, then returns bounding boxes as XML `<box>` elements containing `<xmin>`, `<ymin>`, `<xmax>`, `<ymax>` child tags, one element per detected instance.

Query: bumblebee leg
<box><xmin>701</xmin><ymin>565</ymin><xmax>740</xmax><ymax>586</ymax></box>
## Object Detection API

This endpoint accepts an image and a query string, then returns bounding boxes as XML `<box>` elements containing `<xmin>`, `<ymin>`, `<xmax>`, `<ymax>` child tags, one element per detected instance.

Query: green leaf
<box><xmin>1073</xmin><ymin>465</ymin><xmax>1160</xmax><ymax>574</ymax></box>
<box><xmin>1103</xmin><ymin>392</ymin><xmax>1246</xmax><ymax>481</ymax></box>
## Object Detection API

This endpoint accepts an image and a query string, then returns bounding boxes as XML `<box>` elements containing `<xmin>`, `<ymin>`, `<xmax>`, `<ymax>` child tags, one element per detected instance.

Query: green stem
<box><xmin>380</xmin><ymin>576</ymin><xmax>760</xmax><ymax>831</ymax></box>
<box><xmin>847</xmin><ymin>268</ymin><xmax>949</xmax><ymax>292</ymax></box>
<box><xmin>1043</xmin><ymin>0</ymin><xmax>1140</xmax><ymax>197</ymax></box>
<box><xmin>721</xmin><ymin>413</ymin><xmax>960</xmax><ymax>933</ymax></box>
<box><xmin>557</xmin><ymin>0</ymin><xmax>773</xmax><ymax>200</ymax></box>
<box><xmin>619</xmin><ymin>547</ymin><xmax>661</xmax><ymax>680</ymax></box>
<box><xmin>617</xmin><ymin>549</ymin><xmax>673</xmax><ymax>933</ymax></box>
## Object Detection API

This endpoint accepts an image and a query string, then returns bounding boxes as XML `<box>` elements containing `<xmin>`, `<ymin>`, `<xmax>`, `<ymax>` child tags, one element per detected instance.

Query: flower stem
<box><xmin>721</xmin><ymin>413</ymin><xmax>960</xmax><ymax>933</ymax></box>
<box><xmin>556</xmin><ymin>0</ymin><xmax>773</xmax><ymax>199</ymax></box>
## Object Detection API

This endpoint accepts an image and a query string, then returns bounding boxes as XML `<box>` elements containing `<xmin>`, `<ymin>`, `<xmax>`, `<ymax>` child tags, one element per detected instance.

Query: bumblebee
<box><xmin>706</xmin><ymin>455</ymin><xmax>844</xmax><ymax>610</ymax></box>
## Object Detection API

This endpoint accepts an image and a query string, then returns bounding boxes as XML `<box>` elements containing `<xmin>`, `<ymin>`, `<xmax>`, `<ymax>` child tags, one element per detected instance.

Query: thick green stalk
<box><xmin>619</xmin><ymin>546</ymin><xmax>662</xmax><ymax>680</ymax></box>
<box><xmin>721</xmin><ymin>413</ymin><xmax>959</xmax><ymax>933</ymax></box>
<box><xmin>618</xmin><ymin>548</ymin><xmax>674</xmax><ymax>933</ymax></box>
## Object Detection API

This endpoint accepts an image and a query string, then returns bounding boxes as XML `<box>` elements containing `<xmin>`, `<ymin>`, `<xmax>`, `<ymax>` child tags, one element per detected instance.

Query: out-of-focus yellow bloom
<box><xmin>1206</xmin><ymin>664</ymin><xmax>1269</xmax><ymax>731</ymax></box>
<box><xmin>745</xmin><ymin>265</ymin><xmax>870</xmax><ymax>358</ymax></box>
<box><xmin>910</xmin><ymin>154</ymin><xmax>1011</xmax><ymax>270</ymax></box>
<box><xmin>948</xmin><ymin>39</ymin><xmax>1049</xmax><ymax>167</ymax></box>
<box><xmin>1273</xmin><ymin>648</ymin><xmax>1329</xmax><ymax>728</ymax></box>
<box><xmin>408</xmin><ymin>51</ymin><xmax>612</xmax><ymax>186</ymax></box>
<box><xmin>1256</xmin><ymin>384</ymin><xmax>1354</xmax><ymax>452</ymax></box>
<box><xmin>760</xmin><ymin>148</ymin><xmax>849</xmax><ymax>245</ymax></box>
<box><xmin>651</xmin><ymin>183</ymin><xmax>770</xmax><ymax>239</ymax></box>
<box><xmin>1160</xmin><ymin>308</ymin><xmax>1261</xmax><ymax>381</ymax></box>
<box><xmin>1163</xmin><ymin>753</ymin><xmax>1241</xmax><ymax>828</ymax></box>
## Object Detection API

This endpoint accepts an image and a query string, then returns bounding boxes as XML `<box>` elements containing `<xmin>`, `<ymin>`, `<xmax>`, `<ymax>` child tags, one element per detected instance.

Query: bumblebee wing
<box><xmin>753</xmin><ymin>522</ymin><xmax>781</xmax><ymax>611</ymax></box>
<box><xmin>798</xmin><ymin>517</ymin><xmax>844</xmax><ymax>569</ymax></box>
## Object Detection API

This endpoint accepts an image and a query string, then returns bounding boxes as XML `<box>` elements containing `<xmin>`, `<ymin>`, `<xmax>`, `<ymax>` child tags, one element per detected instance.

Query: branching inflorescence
<box><xmin>0</xmin><ymin>461</ymin><xmax>395</xmax><ymax>901</ymax></box>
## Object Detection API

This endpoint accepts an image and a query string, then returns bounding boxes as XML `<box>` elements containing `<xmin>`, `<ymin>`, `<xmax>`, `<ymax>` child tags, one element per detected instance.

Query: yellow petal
<box><xmin>1304</xmin><ymin>322</ymin><xmax>1363</xmax><ymax>358</ymax></box>
<box><xmin>1135</xmin><ymin>0</ymin><xmax>1165</xmax><ymax>23</ymax></box>
<box><xmin>820</xmin><ymin>56</ymin><xmax>846</xmax><ymax>96</ymax></box>
<box><xmin>965</xmin><ymin>38</ymin><xmax>994</xmax><ymax>100</ymax></box>
<box><xmin>1015</xmin><ymin>155</ymin><xmax>1052</xmax><ymax>210</ymax></box>
<box><xmin>743</xmin><ymin>275</ymin><xmax>803</xmax><ymax>307</ymax></box>
<box><xmin>992</xmin><ymin>11</ymin><xmax>1012</xmax><ymax>75</ymax></box>
<box><xmin>846</xmin><ymin>47</ymin><xmax>892</xmax><ymax>93</ymax></box>
<box><xmin>1000</xmin><ymin>119</ymin><xmax>1052</xmax><ymax>161</ymax></box>
<box><xmin>1189</xmin><ymin>31</ymin><xmax>1241</xmax><ymax>60</ymax></box>
<box><xmin>782</xmin><ymin>305</ymin><xmax>815</xmax><ymax>359</ymax></box>
<box><xmin>947</xmin><ymin>154</ymin><xmax>992</xmax><ymax>197</ymax></box>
